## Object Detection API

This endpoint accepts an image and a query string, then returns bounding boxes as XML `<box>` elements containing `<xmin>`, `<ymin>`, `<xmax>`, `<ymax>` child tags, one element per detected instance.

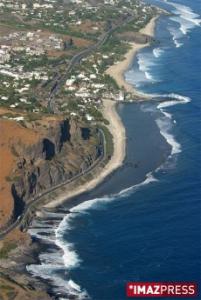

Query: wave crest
<box><xmin>153</xmin><ymin>47</ymin><xmax>164</xmax><ymax>58</ymax></box>
<box><xmin>167</xmin><ymin>1</ymin><xmax>201</xmax><ymax>47</ymax></box>
<box><xmin>155</xmin><ymin>93</ymin><xmax>191</xmax><ymax>155</ymax></box>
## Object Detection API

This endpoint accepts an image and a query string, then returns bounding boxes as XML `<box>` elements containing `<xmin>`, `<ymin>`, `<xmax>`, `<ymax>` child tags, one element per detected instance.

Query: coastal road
<box><xmin>48</xmin><ymin>14</ymin><xmax>135</xmax><ymax>112</ymax></box>
<box><xmin>0</xmin><ymin>15</ymin><xmax>135</xmax><ymax>238</ymax></box>
<box><xmin>0</xmin><ymin>129</ymin><xmax>106</xmax><ymax>239</ymax></box>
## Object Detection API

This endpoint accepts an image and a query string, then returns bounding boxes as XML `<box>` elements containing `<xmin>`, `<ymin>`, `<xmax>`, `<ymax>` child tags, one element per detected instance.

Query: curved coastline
<box><xmin>45</xmin><ymin>99</ymin><xmax>126</xmax><ymax>208</ymax></box>
<box><xmin>45</xmin><ymin>16</ymin><xmax>158</xmax><ymax>209</ymax></box>
<box><xmin>26</xmin><ymin>5</ymin><xmax>200</xmax><ymax>297</ymax></box>
<box><xmin>106</xmin><ymin>16</ymin><xmax>158</xmax><ymax>100</ymax></box>
<box><xmin>27</xmin><ymin>15</ymin><xmax>169</xmax><ymax>298</ymax></box>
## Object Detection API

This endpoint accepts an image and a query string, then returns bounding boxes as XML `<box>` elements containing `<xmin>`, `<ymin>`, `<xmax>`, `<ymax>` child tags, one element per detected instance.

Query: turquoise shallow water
<box><xmin>27</xmin><ymin>1</ymin><xmax>201</xmax><ymax>299</ymax></box>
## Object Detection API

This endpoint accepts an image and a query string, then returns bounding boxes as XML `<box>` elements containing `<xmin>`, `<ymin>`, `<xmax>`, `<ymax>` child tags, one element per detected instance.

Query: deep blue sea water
<box><xmin>27</xmin><ymin>1</ymin><xmax>201</xmax><ymax>299</ymax></box>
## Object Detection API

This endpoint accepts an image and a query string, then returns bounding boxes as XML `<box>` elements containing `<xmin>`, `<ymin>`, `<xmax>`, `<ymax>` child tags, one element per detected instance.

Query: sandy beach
<box><xmin>45</xmin><ymin>99</ymin><xmax>126</xmax><ymax>208</ymax></box>
<box><xmin>45</xmin><ymin>16</ymin><xmax>158</xmax><ymax>208</ymax></box>
<box><xmin>106</xmin><ymin>16</ymin><xmax>158</xmax><ymax>99</ymax></box>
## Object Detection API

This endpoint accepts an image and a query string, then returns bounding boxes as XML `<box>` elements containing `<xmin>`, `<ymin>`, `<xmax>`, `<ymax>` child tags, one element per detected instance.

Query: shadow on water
<box><xmin>60</xmin><ymin>102</ymin><xmax>171</xmax><ymax>210</ymax></box>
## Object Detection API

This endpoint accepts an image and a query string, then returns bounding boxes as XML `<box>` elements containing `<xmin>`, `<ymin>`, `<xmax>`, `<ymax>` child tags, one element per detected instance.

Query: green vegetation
<box><xmin>26</xmin><ymin>113</ymin><xmax>42</xmax><ymax>122</ymax></box>
<box><xmin>0</xmin><ymin>242</ymin><xmax>17</xmax><ymax>259</ymax></box>
<box><xmin>98</xmin><ymin>125</ymin><xmax>114</xmax><ymax>158</ymax></box>
<box><xmin>103</xmin><ymin>74</ymin><xmax>119</xmax><ymax>90</ymax></box>
<box><xmin>0</xmin><ymin>0</ymin><xmax>158</xmax><ymax>117</ymax></box>
<box><xmin>88</xmin><ymin>107</ymin><xmax>104</xmax><ymax>122</ymax></box>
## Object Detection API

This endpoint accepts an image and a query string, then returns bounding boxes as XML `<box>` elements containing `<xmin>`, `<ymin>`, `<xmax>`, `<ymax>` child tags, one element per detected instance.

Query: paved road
<box><xmin>0</xmin><ymin>129</ymin><xmax>106</xmax><ymax>239</ymax></box>
<box><xmin>0</xmin><ymin>15</ymin><xmax>135</xmax><ymax>239</ymax></box>
<box><xmin>48</xmin><ymin>14</ymin><xmax>134</xmax><ymax>112</ymax></box>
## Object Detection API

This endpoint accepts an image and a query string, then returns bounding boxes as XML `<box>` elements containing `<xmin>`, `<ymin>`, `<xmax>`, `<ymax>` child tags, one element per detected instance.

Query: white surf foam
<box><xmin>137</xmin><ymin>52</ymin><xmax>158</xmax><ymax>82</ymax></box>
<box><xmin>126</xmin><ymin>46</ymin><xmax>164</xmax><ymax>87</ymax></box>
<box><xmin>55</xmin><ymin>216</ymin><xmax>82</xmax><ymax>269</ymax></box>
<box><xmin>56</xmin><ymin>174</ymin><xmax>158</xmax><ymax>221</ymax></box>
<box><xmin>170</xmin><ymin>2</ymin><xmax>201</xmax><ymax>31</ymax></box>
<box><xmin>168</xmin><ymin>26</ymin><xmax>183</xmax><ymax>48</ymax></box>
<box><xmin>153</xmin><ymin>93</ymin><xmax>191</xmax><ymax>105</ymax></box>
<box><xmin>66</xmin><ymin>279</ymin><xmax>89</xmax><ymax>300</ymax></box>
<box><xmin>70</xmin><ymin>175</ymin><xmax>158</xmax><ymax>214</ymax></box>
<box><xmin>175</xmin><ymin>40</ymin><xmax>183</xmax><ymax>48</ymax></box>
<box><xmin>27</xmin><ymin>263</ymin><xmax>88</xmax><ymax>299</ymax></box>
<box><xmin>125</xmin><ymin>68</ymin><xmax>145</xmax><ymax>87</ymax></box>
<box><xmin>54</xmin><ymin>93</ymin><xmax>191</xmax><ymax>248</ymax></box>
<box><xmin>145</xmin><ymin>71</ymin><xmax>154</xmax><ymax>80</ymax></box>
<box><xmin>167</xmin><ymin>1</ymin><xmax>201</xmax><ymax>47</ymax></box>
<box><xmin>28</xmin><ymin>224</ymin><xmax>56</xmax><ymax>243</ymax></box>
<box><xmin>162</xmin><ymin>110</ymin><xmax>172</xmax><ymax>119</ymax></box>
<box><xmin>141</xmin><ymin>92</ymin><xmax>190</xmax><ymax>157</ymax></box>
<box><xmin>45</xmin><ymin>171</ymin><xmax>159</xmax><ymax>296</ymax></box>
<box><xmin>27</xmin><ymin>170</ymin><xmax>159</xmax><ymax>299</ymax></box>
<box><xmin>153</xmin><ymin>47</ymin><xmax>164</xmax><ymax>58</ymax></box>
<box><xmin>27</xmin><ymin>88</ymin><xmax>191</xmax><ymax>300</ymax></box>
<box><xmin>39</xmin><ymin>251</ymin><xmax>64</xmax><ymax>266</ymax></box>
<box><xmin>27</xmin><ymin>212</ymin><xmax>89</xmax><ymax>299</ymax></box>
<box><xmin>118</xmin><ymin>172</ymin><xmax>158</xmax><ymax>197</ymax></box>
<box><xmin>156</xmin><ymin>117</ymin><xmax>181</xmax><ymax>155</ymax></box>
<box><xmin>154</xmin><ymin>93</ymin><xmax>191</xmax><ymax>155</ymax></box>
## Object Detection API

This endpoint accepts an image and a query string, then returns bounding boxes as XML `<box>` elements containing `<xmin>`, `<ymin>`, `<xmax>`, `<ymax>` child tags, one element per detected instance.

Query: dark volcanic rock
<box><xmin>11</xmin><ymin>118</ymin><xmax>102</xmax><ymax>210</ymax></box>
<box><xmin>118</xmin><ymin>32</ymin><xmax>155</xmax><ymax>44</ymax></box>
<box><xmin>43</xmin><ymin>139</ymin><xmax>55</xmax><ymax>160</ymax></box>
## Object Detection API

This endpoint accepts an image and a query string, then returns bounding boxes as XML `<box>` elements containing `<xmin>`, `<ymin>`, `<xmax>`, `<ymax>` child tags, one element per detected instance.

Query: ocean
<box><xmin>27</xmin><ymin>0</ymin><xmax>201</xmax><ymax>299</ymax></box>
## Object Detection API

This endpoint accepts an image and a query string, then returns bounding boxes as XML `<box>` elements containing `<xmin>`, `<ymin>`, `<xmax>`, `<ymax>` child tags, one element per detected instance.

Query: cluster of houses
<box><xmin>0</xmin><ymin>46</ymin><xmax>10</xmax><ymax>64</ymax></box>
<box><xmin>0</xmin><ymin>30</ymin><xmax>66</xmax><ymax>57</ymax></box>
<box><xmin>0</xmin><ymin>62</ymin><xmax>49</xmax><ymax>81</ymax></box>
<box><xmin>0</xmin><ymin>55</ymin><xmax>49</xmax><ymax>110</ymax></box>
<box><xmin>0</xmin><ymin>0</ymin><xmax>55</xmax><ymax>10</ymax></box>
<box><xmin>0</xmin><ymin>0</ymin><xmax>156</xmax><ymax>118</ymax></box>
<box><xmin>0</xmin><ymin>28</ymin><xmax>65</xmax><ymax>110</ymax></box>
<box><xmin>64</xmin><ymin>52</ymin><xmax>125</xmax><ymax>111</ymax></box>
<box><xmin>0</xmin><ymin>0</ymin><xmax>150</xmax><ymax>32</ymax></box>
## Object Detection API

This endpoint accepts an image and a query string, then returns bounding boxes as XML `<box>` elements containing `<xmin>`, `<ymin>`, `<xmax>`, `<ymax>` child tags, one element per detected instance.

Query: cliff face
<box><xmin>117</xmin><ymin>32</ymin><xmax>154</xmax><ymax>44</ymax></box>
<box><xmin>11</xmin><ymin>118</ymin><xmax>102</xmax><ymax>214</ymax></box>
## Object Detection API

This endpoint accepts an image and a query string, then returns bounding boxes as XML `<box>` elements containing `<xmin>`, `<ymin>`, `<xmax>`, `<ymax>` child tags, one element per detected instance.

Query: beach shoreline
<box><xmin>44</xmin><ymin>16</ymin><xmax>158</xmax><ymax>208</ymax></box>
<box><xmin>45</xmin><ymin>99</ymin><xmax>126</xmax><ymax>208</ymax></box>
<box><xmin>106</xmin><ymin>16</ymin><xmax>158</xmax><ymax>99</ymax></box>
<box><xmin>23</xmin><ymin>14</ymin><xmax>160</xmax><ymax>299</ymax></box>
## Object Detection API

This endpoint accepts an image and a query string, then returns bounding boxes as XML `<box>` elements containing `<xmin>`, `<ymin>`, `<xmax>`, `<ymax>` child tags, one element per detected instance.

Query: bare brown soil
<box><xmin>0</xmin><ymin>119</ymin><xmax>40</xmax><ymax>227</ymax></box>
<box><xmin>71</xmin><ymin>20</ymin><xmax>104</xmax><ymax>34</ymax></box>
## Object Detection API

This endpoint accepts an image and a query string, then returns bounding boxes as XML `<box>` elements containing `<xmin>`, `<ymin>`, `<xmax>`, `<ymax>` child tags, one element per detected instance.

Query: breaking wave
<box><xmin>155</xmin><ymin>93</ymin><xmax>191</xmax><ymax>155</ymax></box>
<box><xmin>125</xmin><ymin>50</ymin><xmax>161</xmax><ymax>87</ymax></box>
<box><xmin>153</xmin><ymin>47</ymin><xmax>165</xmax><ymax>58</ymax></box>
<box><xmin>166</xmin><ymin>1</ymin><xmax>201</xmax><ymax>47</ymax></box>
<box><xmin>168</xmin><ymin>26</ymin><xmax>183</xmax><ymax>48</ymax></box>
<box><xmin>156</xmin><ymin>117</ymin><xmax>181</xmax><ymax>155</ymax></box>
<box><xmin>27</xmin><ymin>214</ymin><xmax>89</xmax><ymax>299</ymax></box>
<box><xmin>27</xmin><ymin>170</ymin><xmax>159</xmax><ymax>300</ymax></box>
<box><xmin>27</xmin><ymin>90</ymin><xmax>191</xmax><ymax>300</ymax></box>
<box><xmin>141</xmin><ymin>92</ymin><xmax>191</xmax><ymax>156</ymax></box>
<box><xmin>26</xmin><ymin>4</ymin><xmax>193</xmax><ymax>299</ymax></box>
<box><xmin>153</xmin><ymin>93</ymin><xmax>191</xmax><ymax>104</ymax></box>
<box><xmin>137</xmin><ymin>52</ymin><xmax>158</xmax><ymax>82</ymax></box>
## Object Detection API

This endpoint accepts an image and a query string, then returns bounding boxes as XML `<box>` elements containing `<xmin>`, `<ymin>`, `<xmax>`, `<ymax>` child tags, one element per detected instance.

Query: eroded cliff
<box><xmin>0</xmin><ymin>111</ymin><xmax>103</xmax><ymax>228</ymax></box>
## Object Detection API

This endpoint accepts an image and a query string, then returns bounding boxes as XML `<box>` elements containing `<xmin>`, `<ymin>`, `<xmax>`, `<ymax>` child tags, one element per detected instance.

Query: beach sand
<box><xmin>45</xmin><ymin>16</ymin><xmax>158</xmax><ymax>208</ymax></box>
<box><xmin>106</xmin><ymin>16</ymin><xmax>158</xmax><ymax>99</ymax></box>
<box><xmin>45</xmin><ymin>100</ymin><xmax>126</xmax><ymax>208</ymax></box>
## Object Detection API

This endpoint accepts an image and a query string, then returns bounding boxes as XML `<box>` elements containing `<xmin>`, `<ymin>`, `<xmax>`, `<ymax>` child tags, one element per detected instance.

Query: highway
<box><xmin>0</xmin><ymin>129</ymin><xmax>106</xmax><ymax>239</ymax></box>
<box><xmin>48</xmin><ymin>14</ymin><xmax>134</xmax><ymax>112</ymax></box>
<box><xmin>0</xmin><ymin>15</ymin><xmax>135</xmax><ymax>239</ymax></box>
